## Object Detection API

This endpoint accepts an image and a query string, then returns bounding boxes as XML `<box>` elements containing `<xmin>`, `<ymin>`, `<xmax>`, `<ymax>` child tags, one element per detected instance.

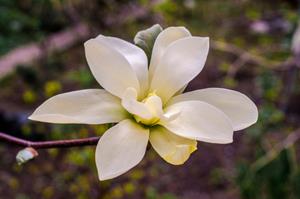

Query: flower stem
<box><xmin>0</xmin><ymin>131</ymin><xmax>99</xmax><ymax>149</ymax></box>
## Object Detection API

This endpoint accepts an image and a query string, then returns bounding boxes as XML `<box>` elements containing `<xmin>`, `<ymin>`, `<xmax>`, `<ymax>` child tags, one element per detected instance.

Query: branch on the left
<box><xmin>0</xmin><ymin>131</ymin><xmax>100</xmax><ymax>164</ymax></box>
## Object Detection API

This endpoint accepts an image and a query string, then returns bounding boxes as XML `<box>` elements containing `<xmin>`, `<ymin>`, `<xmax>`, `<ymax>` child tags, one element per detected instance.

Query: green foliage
<box><xmin>238</xmin><ymin>67</ymin><xmax>296</xmax><ymax>198</ymax></box>
<box><xmin>66</xmin><ymin>148</ymin><xmax>94</xmax><ymax>167</ymax></box>
<box><xmin>66</xmin><ymin>68</ymin><xmax>95</xmax><ymax>88</ymax></box>
<box><xmin>223</xmin><ymin>77</ymin><xmax>238</xmax><ymax>88</ymax></box>
<box><xmin>257</xmin><ymin>70</ymin><xmax>282</xmax><ymax>102</ymax></box>
<box><xmin>237</xmin><ymin>149</ymin><xmax>300</xmax><ymax>199</ymax></box>
<box><xmin>247</xmin><ymin>103</ymin><xmax>284</xmax><ymax>139</ymax></box>
<box><xmin>146</xmin><ymin>187</ymin><xmax>177</xmax><ymax>199</ymax></box>
<box><xmin>16</xmin><ymin>65</ymin><xmax>39</xmax><ymax>86</ymax></box>
<box><xmin>0</xmin><ymin>0</ymin><xmax>70</xmax><ymax>55</ymax></box>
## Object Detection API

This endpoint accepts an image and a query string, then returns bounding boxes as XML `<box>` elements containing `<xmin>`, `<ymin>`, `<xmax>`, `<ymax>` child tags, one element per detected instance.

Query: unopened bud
<box><xmin>16</xmin><ymin>147</ymin><xmax>38</xmax><ymax>165</ymax></box>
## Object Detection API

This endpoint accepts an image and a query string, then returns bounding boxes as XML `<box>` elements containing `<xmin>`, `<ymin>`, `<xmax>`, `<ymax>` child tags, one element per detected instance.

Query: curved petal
<box><xmin>144</xmin><ymin>94</ymin><xmax>164</xmax><ymax>117</ymax></box>
<box><xmin>96</xmin><ymin>36</ymin><xmax>149</xmax><ymax>97</ymax></box>
<box><xmin>150</xmin><ymin>126</ymin><xmax>197</xmax><ymax>165</ymax></box>
<box><xmin>121</xmin><ymin>87</ymin><xmax>153</xmax><ymax>120</ymax></box>
<box><xmin>84</xmin><ymin>38</ymin><xmax>140</xmax><ymax>98</ymax></box>
<box><xmin>160</xmin><ymin>101</ymin><xmax>233</xmax><ymax>144</ymax></box>
<box><xmin>121</xmin><ymin>88</ymin><xmax>164</xmax><ymax>125</ymax></box>
<box><xmin>149</xmin><ymin>27</ymin><xmax>191</xmax><ymax>80</ymax></box>
<box><xmin>167</xmin><ymin>88</ymin><xmax>258</xmax><ymax>131</ymax></box>
<box><xmin>174</xmin><ymin>84</ymin><xmax>188</xmax><ymax>96</ymax></box>
<box><xmin>150</xmin><ymin>37</ymin><xmax>209</xmax><ymax>104</ymax></box>
<box><xmin>28</xmin><ymin>89</ymin><xmax>128</xmax><ymax>124</ymax></box>
<box><xmin>95</xmin><ymin>119</ymin><xmax>149</xmax><ymax>180</ymax></box>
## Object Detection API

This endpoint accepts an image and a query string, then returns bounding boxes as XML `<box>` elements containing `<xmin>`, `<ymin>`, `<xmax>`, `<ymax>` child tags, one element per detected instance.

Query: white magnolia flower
<box><xmin>29</xmin><ymin>26</ymin><xmax>258</xmax><ymax>181</ymax></box>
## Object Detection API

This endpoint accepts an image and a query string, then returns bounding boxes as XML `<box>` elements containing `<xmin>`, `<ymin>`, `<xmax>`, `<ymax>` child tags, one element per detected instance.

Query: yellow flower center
<box><xmin>133</xmin><ymin>91</ymin><xmax>163</xmax><ymax>126</ymax></box>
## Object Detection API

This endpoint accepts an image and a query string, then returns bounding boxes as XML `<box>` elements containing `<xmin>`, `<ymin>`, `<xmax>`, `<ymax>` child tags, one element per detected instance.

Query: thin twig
<box><xmin>0</xmin><ymin>132</ymin><xmax>99</xmax><ymax>149</ymax></box>
<box><xmin>251</xmin><ymin>129</ymin><xmax>300</xmax><ymax>171</ymax></box>
<box><xmin>226</xmin><ymin>53</ymin><xmax>249</xmax><ymax>78</ymax></box>
<box><xmin>211</xmin><ymin>40</ymin><xmax>294</xmax><ymax>70</ymax></box>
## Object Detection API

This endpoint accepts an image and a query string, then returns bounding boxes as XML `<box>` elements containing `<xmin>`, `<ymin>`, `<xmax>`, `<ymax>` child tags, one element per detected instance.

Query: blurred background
<box><xmin>0</xmin><ymin>0</ymin><xmax>300</xmax><ymax>198</ymax></box>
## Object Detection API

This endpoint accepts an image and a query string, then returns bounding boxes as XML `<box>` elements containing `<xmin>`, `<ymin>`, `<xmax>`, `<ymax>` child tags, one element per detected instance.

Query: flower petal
<box><xmin>150</xmin><ymin>126</ymin><xmax>197</xmax><ymax>165</ymax></box>
<box><xmin>167</xmin><ymin>88</ymin><xmax>258</xmax><ymax>131</ymax></box>
<box><xmin>95</xmin><ymin>119</ymin><xmax>149</xmax><ymax>180</ymax></box>
<box><xmin>121</xmin><ymin>87</ymin><xmax>165</xmax><ymax>124</ymax></box>
<box><xmin>174</xmin><ymin>84</ymin><xmax>188</xmax><ymax>95</ymax></box>
<box><xmin>29</xmin><ymin>89</ymin><xmax>128</xmax><ymax>124</ymax></box>
<box><xmin>149</xmin><ymin>26</ymin><xmax>191</xmax><ymax>80</ymax></box>
<box><xmin>96</xmin><ymin>36</ymin><xmax>149</xmax><ymax>97</ymax></box>
<box><xmin>121</xmin><ymin>87</ymin><xmax>153</xmax><ymax>120</ymax></box>
<box><xmin>160</xmin><ymin>101</ymin><xmax>233</xmax><ymax>144</ymax></box>
<box><xmin>84</xmin><ymin>38</ymin><xmax>140</xmax><ymax>98</ymax></box>
<box><xmin>150</xmin><ymin>37</ymin><xmax>209</xmax><ymax>104</ymax></box>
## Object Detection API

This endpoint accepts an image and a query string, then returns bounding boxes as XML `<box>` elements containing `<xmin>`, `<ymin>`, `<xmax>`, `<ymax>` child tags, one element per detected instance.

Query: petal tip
<box><xmin>202</xmin><ymin>37</ymin><xmax>210</xmax><ymax>45</ymax></box>
<box><xmin>223</xmin><ymin>137</ymin><xmax>234</xmax><ymax>144</ymax></box>
<box><xmin>189</xmin><ymin>145</ymin><xmax>197</xmax><ymax>153</ymax></box>
<box><xmin>235</xmin><ymin>101</ymin><xmax>259</xmax><ymax>131</ymax></box>
<box><xmin>28</xmin><ymin>114</ymin><xmax>37</xmax><ymax>121</ymax></box>
<box><xmin>97</xmin><ymin>167</ymin><xmax>129</xmax><ymax>181</ymax></box>
<box><xmin>83</xmin><ymin>39</ymin><xmax>91</xmax><ymax>47</ymax></box>
<box><xmin>84</xmin><ymin>38</ymin><xmax>97</xmax><ymax>48</ymax></box>
<box><xmin>98</xmin><ymin>173</ymin><xmax>112</xmax><ymax>181</ymax></box>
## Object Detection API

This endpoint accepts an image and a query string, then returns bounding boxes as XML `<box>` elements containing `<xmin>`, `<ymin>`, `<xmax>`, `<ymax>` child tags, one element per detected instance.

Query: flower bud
<box><xmin>16</xmin><ymin>147</ymin><xmax>39</xmax><ymax>165</ymax></box>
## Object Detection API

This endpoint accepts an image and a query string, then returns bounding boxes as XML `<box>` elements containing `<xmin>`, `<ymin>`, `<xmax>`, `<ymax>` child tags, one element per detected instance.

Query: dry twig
<box><xmin>251</xmin><ymin>129</ymin><xmax>300</xmax><ymax>171</ymax></box>
<box><xmin>0</xmin><ymin>131</ymin><xmax>99</xmax><ymax>149</ymax></box>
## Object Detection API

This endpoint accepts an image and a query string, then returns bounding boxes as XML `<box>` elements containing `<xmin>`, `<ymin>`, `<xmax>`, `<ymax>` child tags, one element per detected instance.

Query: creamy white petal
<box><xmin>84</xmin><ymin>38</ymin><xmax>140</xmax><ymax>98</ymax></box>
<box><xmin>160</xmin><ymin>101</ymin><xmax>233</xmax><ymax>144</ymax></box>
<box><xmin>149</xmin><ymin>27</ymin><xmax>191</xmax><ymax>79</ymax></box>
<box><xmin>150</xmin><ymin>37</ymin><xmax>209</xmax><ymax>104</ymax></box>
<box><xmin>167</xmin><ymin>88</ymin><xmax>258</xmax><ymax>131</ymax></box>
<box><xmin>121</xmin><ymin>87</ymin><xmax>164</xmax><ymax>125</ymax></box>
<box><xmin>150</xmin><ymin>126</ymin><xmax>197</xmax><ymax>165</ymax></box>
<box><xmin>95</xmin><ymin>119</ymin><xmax>149</xmax><ymax>180</ymax></box>
<box><xmin>174</xmin><ymin>84</ymin><xmax>188</xmax><ymax>96</ymax></box>
<box><xmin>96</xmin><ymin>36</ymin><xmax>149</xmax><ymax>97</ymax></box>
<box><xmin>29</xmin><ymin>89</ymin><xmax>128</xmax><ymax>124</ymax></box>
<box><xmin>121</xmin><ymin>87</ymin><xmax>153</xmax><ymax>120</ymax></box>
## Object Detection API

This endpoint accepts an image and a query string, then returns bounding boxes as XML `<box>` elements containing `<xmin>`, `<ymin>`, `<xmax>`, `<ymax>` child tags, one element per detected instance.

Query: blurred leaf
<box><xmin>257</xmin><ymin>70</ymin><xmax>282</xmax><ymax>101</ymax></box>
<box><xmin>129</xmin><ymin>169</ymin><xmax>145</xmax><ymax>180</ymax></box>
<box><xmin>161</xmin><ymin>193</ymin><xmax>177</xmax><ymax>199</ymax></box>
<box><xmin>245</xmin><ymin>9</ymin><xmax>261</xmax><ymax>20</ymax></box>
<box><xmin>66</xmin><ymin>148</ymin><xmax>94</xmax><ymax>167</ymax></box>
<box><xmin>223</xmin><ymin>77</ymin><xmax>237</xmax><ymax>88</ymax></box>
<box><xmin>16</xmin><ymin>65</ymin><xmax>39</xmax><ymax>86</ymax></box>
<box><xmin>247</xmin><ymin>103</ymin><xmax>284</xmax><ymax>139</ymax></box>
<box><xmin>66</xmin><ymin>68</ymin><xmax>95</xmax><ymax>88</ymax></box>
<box><xmin>0</xmin><ymin>0</ymin><xmax>69</xmax><ymax>55</ymax></box>
<box><xmin>134</xmin><ymin>24</ymin><xmax>163</xmax><ymax>60</ymax></box>
<box><xmin>146</xmin><ymin>187</ymin><xmax>158</xmax><ymax>199</ymax></box>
